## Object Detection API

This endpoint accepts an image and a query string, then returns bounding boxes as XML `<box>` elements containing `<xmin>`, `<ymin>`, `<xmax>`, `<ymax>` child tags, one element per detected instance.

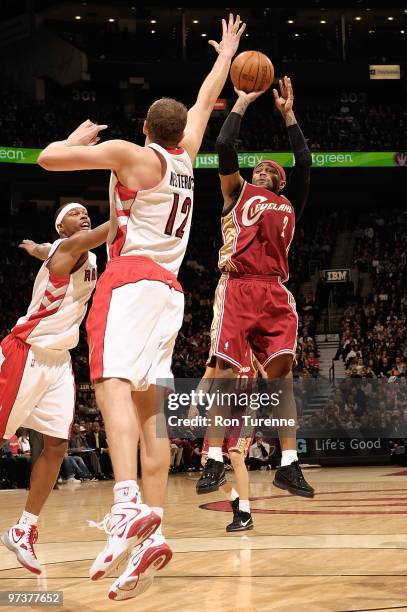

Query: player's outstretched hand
<box><xmin>273</xmin><ymin>76</ymin><xmax>294</xmax><ymax>117</ymax></box>
<box><xmin>65</xmin><ymin>119</ymin><xmax>108</xmax><ymax>147</ymax></box>
<box><xmin>208</xmin><ymin>13</ymin><xmax>246</xmax><ymax>59</ymax></box>
<box><xmin>234</xmin><ymin>87</ymin><xmax>266</xmax><ymax>104</ymax></box>
<box><xmin>19</xmin><ymin>239</ymin><xmax>38</xmax><ymax>256</ymax></box>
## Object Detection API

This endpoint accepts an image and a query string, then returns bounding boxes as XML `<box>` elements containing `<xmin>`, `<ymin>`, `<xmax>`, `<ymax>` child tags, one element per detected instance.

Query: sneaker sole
<box><xmin>1</xmin><ymin>533</ymin><xmax>41</xmax><ymax>575</ymax></box>
<box><xmin>273</xmin><ymin>479</ymin><xmax>315</xmax><ymax>498</ymax></box>
<box><xmin>226</xmin><ymin>524</ymin><xmax>254</xmax><ymax>532</ymax></box>
<box><xmin>90</xmin><ymin>514</ymin><xmax>161</xmax><ymax>581</ymax></box>
<box><xmin>108</xmin><ymin>546</ymin><xmax>173</xmax><ymax>601</ymax></box>
<box><xmin>196</xmin><ymin>475</ymin><xmax>227</xmax><ymax>495</ymax></box>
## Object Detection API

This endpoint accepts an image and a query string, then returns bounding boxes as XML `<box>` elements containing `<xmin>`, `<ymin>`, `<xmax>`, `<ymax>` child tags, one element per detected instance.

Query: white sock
<box><xmin>239</xmin><ymin>499</ymin><xmax>250</xmax><ymax>514</ymax></box>
<box><xmin>229</xmin><ymin>488</ymin><xmax>239</xmax><ymax>501</ymax></box>
<box><xmin>113</xmin><ymin>480</ymin><xmax>140</xmax><ymax>504</ymax></box>
<box><xmin>19</xmin><ymin>511</ymin><xmax>38</xmax><ymax>526</ymax></box>
<box><xmin>281</xmin><ymin>450</ymin><xmax>298</xmax><ymax>467</ymax></box>
<box><xmin>151</xmin><ymin>506</ymin><xmax>163</xmax><ymax>536</ymax></box>
<box><xmin>208</xmin><ymin>447</ymin><xmax>223</xmax><ymax>462</ymax></box>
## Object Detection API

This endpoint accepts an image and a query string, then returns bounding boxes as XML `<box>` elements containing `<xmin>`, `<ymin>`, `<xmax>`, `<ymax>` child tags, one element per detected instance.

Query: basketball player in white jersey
<box><xmin>37</xmin><ymin>14</ymin><xmax>246</xmax><ymax>601</ymax></box>
<box><xmin>0</xmin><ymin>203</ymin><xmax>109</xmax><ymax>574</ymax></box>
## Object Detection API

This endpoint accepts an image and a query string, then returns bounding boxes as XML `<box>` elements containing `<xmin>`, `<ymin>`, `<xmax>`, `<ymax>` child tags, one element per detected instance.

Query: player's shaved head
<box><xmin>146</xmin><ymin>97</ymin><xmax>188</xmax><ymax>147</ymax></box>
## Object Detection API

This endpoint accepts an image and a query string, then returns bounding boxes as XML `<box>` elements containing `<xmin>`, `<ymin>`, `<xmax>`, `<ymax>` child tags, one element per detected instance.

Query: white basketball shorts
<box><xmin>0</xmin><ymin>334</ymin><xmax>75</xmax><ymax>440</ymax></box>
<box><xmin>86</xmin><ymin>256</ymin><xmax>184</xmax><ymax>391</ymax></box>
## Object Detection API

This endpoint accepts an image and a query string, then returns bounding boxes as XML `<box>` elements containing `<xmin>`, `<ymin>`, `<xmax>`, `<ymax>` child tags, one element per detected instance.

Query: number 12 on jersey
<box><xmin>164</xmin><ymin>194</ymin><xmax>192</xmax><ymax>239</ymax></box>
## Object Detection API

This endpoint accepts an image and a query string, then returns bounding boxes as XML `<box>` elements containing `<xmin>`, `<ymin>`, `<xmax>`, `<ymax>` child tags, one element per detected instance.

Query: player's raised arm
<box><xmin>59</xmin><ymin>221</ymin><xmax>110</xmax><ymax>257</ymax></box>
<box><xmin>273</xmin><ymin>76</ymin><xmax>312</xmax><ymax>221</ymax></box>
<box><xmin>49</xmin><ymin>221</ymin><xmax>110</xmax><ymax>277</ymax></box>
<box><xmin>180</xmin><ymin>13</ymin><xmax>246</xmax><ymax>162</ymax></box>
<box><xmin>216</xmin><ymin>88</ymin><xmax>265</xmax><ymax>207</ymax></box>
<box><xmin>37</xmin><ymin>121</ymin><xmax>142</xmax><ymax>172</ymax></box>
<box><xmin>19</xmin><ymin>240</ymin><xmax>52</xmax><ymax>261</ymax></box>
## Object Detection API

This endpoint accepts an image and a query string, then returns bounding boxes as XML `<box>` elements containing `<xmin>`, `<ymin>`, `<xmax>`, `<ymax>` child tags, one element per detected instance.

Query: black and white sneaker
<box><xmin>196</xmin><ymin>459</ymin><xmax>226</xmax><ymax>495</ymax></box>
<box><xmin>226</xmin><ymin>510</ymin><xmax>253</xmax><ymax>532</ymax></box>
<box><xmin>273</xmin><ymin>460</ymin><xmax>314</xmax><ymax>498</ymax></box>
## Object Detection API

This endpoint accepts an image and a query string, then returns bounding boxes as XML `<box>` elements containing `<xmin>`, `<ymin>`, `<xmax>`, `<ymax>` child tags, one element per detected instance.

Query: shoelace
<box><xmin>291</xmin><ymin>462</ymin><xmax>307</xmax><ymax>484</ymax></box>
<box><xmin>203</xmin><ymin>460</ymin><xmax>222</xmax><ymax>478</ymax></box>
<box><xmin>27</xmin><ymin>525</ymin><xmax>38</xmax><ymax>554</ymax></box>
<box><xmin>87</xmin><ymin>513</ymin><xmax>118</xmax><ymax>537</ymax></box>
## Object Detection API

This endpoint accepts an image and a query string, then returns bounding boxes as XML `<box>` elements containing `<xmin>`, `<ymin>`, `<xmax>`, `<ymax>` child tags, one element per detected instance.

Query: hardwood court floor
<box><xmin>1</xmin><ymin>466</ymin><xmax>407</xmax><ymax>612</ymax></box>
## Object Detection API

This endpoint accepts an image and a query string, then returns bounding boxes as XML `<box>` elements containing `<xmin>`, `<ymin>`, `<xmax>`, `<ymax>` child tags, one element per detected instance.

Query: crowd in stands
<box><xmin>1</xmin><ymin>82</ymin><xmax>406</xmax><ymax>152</ymax></box>
<box><xmin>337</xmin><ymin>208</ymin><xmax>406</xmax><ymax>379</ymax></box>
<box><xmin>302</xmin><ymin>208</ymin><xmax>407</xmax><ymax>439</ymax></box>
<box><xmin>299</xmin><ymin>376</ymin><xmax>407</xmax><ymax>439</ymax></box>
<box><xmin>204</xmin><ymin>99</ymin><xmax>407</xmax><ymax>153</ymax></box>
<box><xmin>0</xmin><ymin>420</ymin><xmax>114</xmax><ymax>489</ymax></box>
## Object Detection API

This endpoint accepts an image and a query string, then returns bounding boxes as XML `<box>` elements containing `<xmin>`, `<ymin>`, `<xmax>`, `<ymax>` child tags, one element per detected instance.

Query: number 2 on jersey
<box><xmin>165</xmin><ymin>194</ymin><xmax>192</xmax><ymax>239</ymax></box>
<box><xmin>281</xmin><ymin>215</ymin><xmax>289</xmax><ymax>238</ymax></box>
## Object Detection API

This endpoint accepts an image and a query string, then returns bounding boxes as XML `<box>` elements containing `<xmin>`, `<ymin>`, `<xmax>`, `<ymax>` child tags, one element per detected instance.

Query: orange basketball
<box><xmin>230</xmin><ymin>50</ymin><xmax>274</xmax><ymax>93</ymax></box>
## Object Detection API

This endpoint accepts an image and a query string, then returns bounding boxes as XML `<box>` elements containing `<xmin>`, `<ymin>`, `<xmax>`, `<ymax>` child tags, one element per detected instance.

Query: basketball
<box><xmin>230</xmin><ymin>50</ymin><xmax>274</xmax><ymax>93</ymax></box>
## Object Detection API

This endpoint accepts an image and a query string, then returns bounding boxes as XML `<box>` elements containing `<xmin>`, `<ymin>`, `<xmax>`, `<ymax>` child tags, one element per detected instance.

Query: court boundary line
<box><xmin>337</xmin><ymin>606</ymin><xmax>407</xmax><ymax>612</ymax></box>
<box><xmin>2</xmin><ymin>574</ymin><xmax>407</xmax><ymax>580</ymax></box>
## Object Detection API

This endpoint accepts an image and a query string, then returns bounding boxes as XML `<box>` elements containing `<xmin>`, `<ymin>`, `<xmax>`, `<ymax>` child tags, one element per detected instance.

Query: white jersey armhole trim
<box><xmin>134</xmin><ymin>143</ymin><xmax>170</xmax><ymax>198</ymax></box>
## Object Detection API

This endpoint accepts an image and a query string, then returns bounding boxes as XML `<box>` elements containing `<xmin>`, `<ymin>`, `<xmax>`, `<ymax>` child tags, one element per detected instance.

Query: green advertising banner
<box><xmin>195</xmin><ymin>151</ymin><xmax>404</xmax><ymax>169</ymax></box>
<box><xmin>0</xmin><ymin>146</ymin><xmax>404</xmax><ymax>168</ymax></box>
<box><xmin>0</xmin><ymin>147</ymin><xmax>42</xmax><ymax>164</ymax></box>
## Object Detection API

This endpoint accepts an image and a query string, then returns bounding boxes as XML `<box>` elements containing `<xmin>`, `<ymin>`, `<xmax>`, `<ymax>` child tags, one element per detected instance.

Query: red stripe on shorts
<box><xmin>0</xmin><ymin>335</ymin><xmax>30</xmax><ymax>438</ymax></box>
<box><xmin>86</xmin><ymin>281</ymin><xmax>113</xmax><ymax>381</ymax></box>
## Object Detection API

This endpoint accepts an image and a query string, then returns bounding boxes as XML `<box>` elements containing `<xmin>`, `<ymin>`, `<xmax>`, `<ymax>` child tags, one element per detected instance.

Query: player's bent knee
<box><xmin>43</xmin><ymin>436</ymin><xmax>68</xmax><ymax>459</ymax></box>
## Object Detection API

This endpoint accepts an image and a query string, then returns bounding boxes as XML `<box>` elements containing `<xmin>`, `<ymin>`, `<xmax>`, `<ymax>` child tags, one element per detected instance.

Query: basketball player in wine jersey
<box><xmin>38</xmin><ymin>14</ymin><xmax>246</xmax><ymax>600</ymax></box>
<box><xmin>196</xmin><ymin>77</ymin><xmax>315</xmax><ymax>498</ymax></box>
<box><xmin>0</xmin><ymin>203</ymin><xmax>108</xmax><ymax>574</ymax></box>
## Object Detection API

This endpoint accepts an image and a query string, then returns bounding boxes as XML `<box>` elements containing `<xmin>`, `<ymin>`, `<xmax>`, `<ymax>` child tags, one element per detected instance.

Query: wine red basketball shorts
<box><xmin>209</xmin><ymin>273</ymin><xmax>298</xmax><ymax>370</ymax></box>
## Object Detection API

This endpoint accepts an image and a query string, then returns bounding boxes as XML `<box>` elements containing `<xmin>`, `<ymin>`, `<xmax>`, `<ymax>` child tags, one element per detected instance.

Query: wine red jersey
<box><xmin>218</xmin><ymin>181</ymin><xmax>295</xmax><ymax>281</ymax></box>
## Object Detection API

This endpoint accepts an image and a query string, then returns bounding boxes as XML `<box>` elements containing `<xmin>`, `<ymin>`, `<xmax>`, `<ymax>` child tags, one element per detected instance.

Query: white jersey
<box><xmin>107</xmin><ymin>143</ymin><xmax>194</xmax><ymax>276</ymax></box>
<box><xmin>12</xmin><ymin>239</ymin><xmax>97</xmax><ymax>351</ymax></box>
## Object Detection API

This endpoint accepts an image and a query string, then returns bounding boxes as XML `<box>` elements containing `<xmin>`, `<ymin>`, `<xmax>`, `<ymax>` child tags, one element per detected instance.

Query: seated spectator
<box><xmin>2</xmin><ymin>431</ymin><xmax>31</xmax><ymax>488</ymax></box>
<box><xmin>17</xmin><ymin>429</ymin><xmax>31</xmax><ymax>455</ymax></box>
<box><xmin>246</xmin><ymin>432</ymin><xmax>275</xmax><ymax>470</ymax></box>
<box><xmin>169</xmin><ymin>440</ymin><xmax>184</xmax><ymax>472</ymax></box>
<box><xmin>307</xmin><ymin>351</ymin><xmax>320</xmax><ymax>377</ymax></box>
<box><xmin>0</xmin><ymin>442</ymin><xmax>18</xmax><ymax>489</ymax></box>
<box><xmin>86</xmin><ymin>421</ymin><xmax>113</xmax><ymax>479</ymax></box>
<box><xmin>60</xmin><ymin>452</ymin><xmax>96</xmax><ymax>482</ymax></box>
<box><xmin>69</xmin><ymin>423</ymin><xmax>106</xmax><ymax>480</ymax></box>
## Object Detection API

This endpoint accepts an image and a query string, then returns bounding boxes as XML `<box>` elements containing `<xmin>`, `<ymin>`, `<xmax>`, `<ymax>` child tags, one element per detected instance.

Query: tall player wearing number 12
<box><xmin>38</xmin><ymin>14</ymin><xmax>245</xmax><ymax>601</ymax></box>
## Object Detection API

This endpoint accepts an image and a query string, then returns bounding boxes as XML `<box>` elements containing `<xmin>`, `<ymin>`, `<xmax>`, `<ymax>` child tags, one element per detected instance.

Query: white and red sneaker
<box><xmin>1</xmin><ymin>523</ymin><xmax>41</xmax><ymax>575</ymax></box>
<box><xmin>88</xmin><ymin>501</ymin><xmax>160</xmax><ymax>581</ymax></box>
<box><xmin>108</xmin><ymin>533</ymin><xmax>172</xmax><ymax>601</ymax></box>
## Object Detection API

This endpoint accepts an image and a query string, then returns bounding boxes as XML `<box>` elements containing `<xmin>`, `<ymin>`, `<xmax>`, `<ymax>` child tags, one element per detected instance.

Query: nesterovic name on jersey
<box><xmin>242</xmin><ymin>196</ymin><xmax>293</xmax><ymax>227</ymax></box>
<box><xmin>170</xmin><ymin>171</ymin><xmax>194</xmax><ymax>190</ymax></box>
